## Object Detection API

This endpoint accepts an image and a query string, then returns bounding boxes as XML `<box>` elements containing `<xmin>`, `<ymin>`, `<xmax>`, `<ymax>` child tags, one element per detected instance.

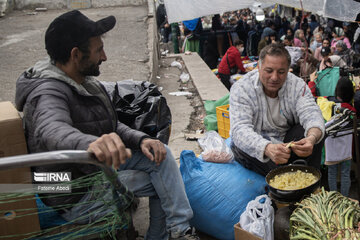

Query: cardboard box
<box><xmin>0</xmin><ymin>101</ymin><xmax>40</xmax><ymax>239</ymax></box>
<box><xmin>0</xmin><ymin>102</ymin><xmax>28</xmax><ymax>157</ymax></box>
<box><xmin>0</xmin><ymin>101</ymin><xmax>30</xmax><ymax>183</ymax></box>
<box><xmin>234</xmin><ymin>223</ymin><xmax>262</xmax><ymax>240</ymax></box>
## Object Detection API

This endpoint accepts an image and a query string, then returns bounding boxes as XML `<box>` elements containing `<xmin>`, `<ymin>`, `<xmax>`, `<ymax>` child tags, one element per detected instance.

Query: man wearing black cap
<box><xmin>15</xmin><ymin>10</ymin><xmax>198</xmax><ymax>240</ymax></box>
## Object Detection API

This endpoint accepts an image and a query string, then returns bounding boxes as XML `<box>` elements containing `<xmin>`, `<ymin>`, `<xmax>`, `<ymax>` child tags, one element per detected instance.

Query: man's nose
<box><xmin>101</xmin><ymin>50</ymin><xmax>107</xmax><ymax>62</ymax></box>
<box><xmin>270</xmin><ymin>71</ymin><xmax>279</xmax><ymax>80</ymax></box>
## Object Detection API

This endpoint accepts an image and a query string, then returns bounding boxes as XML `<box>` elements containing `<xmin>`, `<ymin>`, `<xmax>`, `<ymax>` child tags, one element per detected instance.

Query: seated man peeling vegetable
<box><xmin>230</xmin><ymin>43</ymin><xmax>325</xmax><ymax>176</ymax></box>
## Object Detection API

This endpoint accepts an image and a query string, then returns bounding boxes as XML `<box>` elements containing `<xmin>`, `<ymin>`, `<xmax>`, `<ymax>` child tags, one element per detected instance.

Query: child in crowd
<box><xmin>324</xmin><ymin>77</ymin><xmax>356</xmax><ymax>196</ymax></box>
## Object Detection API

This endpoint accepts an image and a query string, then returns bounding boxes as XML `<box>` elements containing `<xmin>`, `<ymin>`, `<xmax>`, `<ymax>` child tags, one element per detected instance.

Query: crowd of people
<box><xmin>11</xmin><ymin>5</ymin><xmax>360</xmax><ymax>239</ymax></box>
<box><xmin>156</xmin><ymin>5</ymin><xmax>360</xmax><ymax>89</ymax></box>
<box><xmin>156</xmin><ymin>6</ymin><xmax>360</xmax><ymax>197</ymax></box>
<box><xmin>204</xmin><ymin>10</ymin><xmax>360</xmax><ymax>197</ymax></box>
<box><xmin>214</xmin><ymin>11</ymin><xmax>359</xmax><ymax>87</ymax></box>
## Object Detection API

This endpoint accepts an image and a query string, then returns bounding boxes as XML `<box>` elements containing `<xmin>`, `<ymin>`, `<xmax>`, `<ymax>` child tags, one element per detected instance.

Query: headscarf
<box><xmin>294</xmin><ymin>29</ymin><xmax>304</xmax><ymax>40</ymax></box>
<box><xmin>335</xmin><ymin>40</ymin><xmax>348</xmax><ymax>52</ymax></box>
<box><xmin>333</xmin><ymin>27</ymin><xmax>344</xmax><ymax>37</ymax></box>
<box><xmin>334</xmin><ymin>40</ymin><xmax>353</xmax><ymax>66</ymax></box>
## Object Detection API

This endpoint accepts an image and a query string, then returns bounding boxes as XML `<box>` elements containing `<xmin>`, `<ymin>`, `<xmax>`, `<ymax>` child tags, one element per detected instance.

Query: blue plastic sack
<box><xmin>180</xmin><ymin>150</ymin><xmax>267</xmax><ymax>240</ymax></box>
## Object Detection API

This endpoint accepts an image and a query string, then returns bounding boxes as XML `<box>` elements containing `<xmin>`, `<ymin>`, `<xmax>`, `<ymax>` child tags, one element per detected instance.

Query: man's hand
<box><xmin>87</xmin><ymin>133</ymin><xmax>132</xmax><ymax>169</ymax></box>
<box><xmin>290</xmin><ymin>136</ymin><xmax>315</xmax><ymax>158</ymax></box>
<box><xmin>356</xmin><ymin>84</ymin><xmax>360</xmax><ymax>91</ymax></box>
<box><xmin>140</xmin><ymin>138</ymin><xmax>167</xmax><ymax>165</ymax></box>
<box><xmin>265</xmin><ymin>143</ymin><xmax>291</xmax><ymax>165</ymax></box>
<box><xmin>309</xmin><ymin>71</ymin><xmax>317</xmax><ymax>82</ymax></box>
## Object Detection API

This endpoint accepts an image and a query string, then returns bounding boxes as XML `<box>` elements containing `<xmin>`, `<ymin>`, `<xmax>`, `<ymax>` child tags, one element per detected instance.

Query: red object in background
<box><xmin>218</xmin><ymin>46</ymin><xmax>246</xmax><ymax>75</ymax></box>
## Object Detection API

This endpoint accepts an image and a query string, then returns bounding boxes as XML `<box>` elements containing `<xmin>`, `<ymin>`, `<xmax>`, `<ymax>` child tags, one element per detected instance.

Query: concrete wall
<box><xmin>0</xmin><ymin>0</ymin><xmax>14</xmax><ymax>16</ymax></box>
<box><xmin>11</xmin><ymin>0</ymin><xmax>146</xmax><ymax>10</ymax></box>
<box><xmin>92</xmin><ymin>0</ymin><xmax>145</xmax><ymax>8</ymax></box>
<box><xmin>147</xmin><ymin>0</ymin><xmax>160</xmax><ymax>83</ymax></box>
<box><xmin>14</xmin><ymin>0</ymin><xmax>66</xmax><ymax>9</ymax></box>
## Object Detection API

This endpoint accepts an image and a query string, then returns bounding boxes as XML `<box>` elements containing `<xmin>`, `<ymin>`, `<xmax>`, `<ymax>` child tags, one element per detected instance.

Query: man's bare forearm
<box><xmin>306</xmin><ymin>127</ymin><xmax>322</xmax><ymax>145</ymax></box>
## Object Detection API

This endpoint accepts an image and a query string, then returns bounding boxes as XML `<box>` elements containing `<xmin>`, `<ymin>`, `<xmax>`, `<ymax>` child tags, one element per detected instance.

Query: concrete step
<box><xmin>169</xmin><ymin>53</ymin><xmax>229</xmax><ymax>102</ymax></box>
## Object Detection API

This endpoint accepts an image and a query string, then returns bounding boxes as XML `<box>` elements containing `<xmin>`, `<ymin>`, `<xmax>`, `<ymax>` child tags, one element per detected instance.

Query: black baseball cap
<box><xmin>320</xmin><ymin>46</ymin><xmax>331</xmax><ymax>57</ymax></box>
<box><xmin>45</xmin><ymin>10</ymin><xmax>116</xmax><ymax>61</ymax></box>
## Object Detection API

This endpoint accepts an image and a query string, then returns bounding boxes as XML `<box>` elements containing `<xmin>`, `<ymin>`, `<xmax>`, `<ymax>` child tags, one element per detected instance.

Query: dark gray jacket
<box><xmin>15</xmin><ymin>58</ymin><xmax>149</xmax><ymax>207</ymax></box>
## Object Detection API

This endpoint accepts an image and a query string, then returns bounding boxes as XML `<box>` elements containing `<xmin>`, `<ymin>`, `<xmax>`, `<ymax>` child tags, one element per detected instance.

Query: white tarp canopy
<box><xmin>164</xmin><ymin>0</ymin><xmax>360</xmax><ymax>23</ymax></box>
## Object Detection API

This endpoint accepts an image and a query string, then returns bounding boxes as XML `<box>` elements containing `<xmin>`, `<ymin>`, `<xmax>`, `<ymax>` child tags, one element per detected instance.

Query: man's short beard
<box><xmin>80</xmin><ymin>64</ymin><xmax>100</xmax><ymax>76</ymax></box>
<box><xmin>79</xmin><ymin>59</ymin><xmax>101</xmax><ymax>76</ymax></box>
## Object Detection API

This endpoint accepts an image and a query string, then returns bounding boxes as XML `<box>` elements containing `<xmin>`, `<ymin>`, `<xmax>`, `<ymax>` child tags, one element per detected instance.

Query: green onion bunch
<box><xmin>290</xmin><ymin>187</ymin><xmax>360</xmax><ymax>240</ymax></box>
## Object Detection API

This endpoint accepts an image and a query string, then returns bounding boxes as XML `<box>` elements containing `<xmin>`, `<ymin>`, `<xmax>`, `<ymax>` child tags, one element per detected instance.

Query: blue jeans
<box><xmin>61</xmin><ymin>145</ymin><xmax>193</xmax><ymax>239</ymax></box>
<box><xmin>328</xmin><ymin>160</ymin><xmax>351</xmax><ymax>197</ymax></box>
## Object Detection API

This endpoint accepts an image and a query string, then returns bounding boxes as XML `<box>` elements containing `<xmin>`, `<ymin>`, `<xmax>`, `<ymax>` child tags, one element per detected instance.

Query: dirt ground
<box><xmin>155</xmin><ymin>57</ymin><xmax>206</xmax><ymax>146</ymax></box>
<box><xmin>0</xmin><ymin>6</ymin><xmax>150</xmax><ymax>103</ymax></box>
<box><xmin>131</xmin><ymin>54</ymin><xmax>206</xmax><ymax>239</ymax></box>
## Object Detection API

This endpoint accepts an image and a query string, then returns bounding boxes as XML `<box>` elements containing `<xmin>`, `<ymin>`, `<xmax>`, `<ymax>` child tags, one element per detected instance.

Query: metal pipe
<box><xmin>0</xmin><ymin>150</ymin><xmax>100</xmax><ymax>170</ymax></box>
<box><xmin>0</xmin><ymin>150</ymin><xmax>134</xmax><ymax>211</ymax></box>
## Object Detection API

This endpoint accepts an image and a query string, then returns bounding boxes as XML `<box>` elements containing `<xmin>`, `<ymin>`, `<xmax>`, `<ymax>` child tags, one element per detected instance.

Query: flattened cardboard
<box><xmin>0</xmin><ymin>101</ymin><xmax>40</xmax><ymax>239</ymax></box>
<box><xmin>234</xmin><ymin>223</ymin><xmax>262</xmax><ymax>240</ymax></box>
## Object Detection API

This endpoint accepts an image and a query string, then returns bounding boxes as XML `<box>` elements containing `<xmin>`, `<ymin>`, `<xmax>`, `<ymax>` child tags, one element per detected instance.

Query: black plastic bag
<box><xmin>106</xmin><ymin>80</ymin><xmax>172</xmax><ymax>144</ymax></box>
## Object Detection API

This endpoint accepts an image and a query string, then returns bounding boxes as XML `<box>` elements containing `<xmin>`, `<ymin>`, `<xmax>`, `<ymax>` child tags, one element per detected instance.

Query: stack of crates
<box><xmin>216</xmin><ymin>104</ymin><xmax>230</xmax><ymax>138</ymax></box>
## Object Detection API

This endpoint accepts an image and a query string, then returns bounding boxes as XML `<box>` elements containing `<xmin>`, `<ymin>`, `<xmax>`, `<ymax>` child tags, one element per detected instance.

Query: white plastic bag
<box><xmin>197</xmin><ymin>131</ymin><xmax>234</xmax><ymax>163</ymax></box>
<box><xmin>179</xmin><ymin>72</ymin><xmax>190</xmax><ymax>83</ymax></box>
<box><xmin>168</xmin><ymin>91</ymin><xmax>192</xmax><ymax>96</ymax></box>
<box><xmin>170</xmin><ymin>60</ymin><xmax>182</xmax><ymax>69</ymax></box>
<box><xmin>239</xmin><ymin>194</ymin><xmax>274</xmax><ymax>240</ymax></box>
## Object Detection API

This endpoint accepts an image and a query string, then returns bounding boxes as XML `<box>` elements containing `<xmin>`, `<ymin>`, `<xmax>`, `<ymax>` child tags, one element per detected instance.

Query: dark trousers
<box><xmin>218</xmin><ymin>73</ymin><xmax>231</xmax><ymax>91</ymax></box>
<box><xmin>231</xmin><ymin>124</ymin><xmax>324</xmax><ymax>176</ymax></box>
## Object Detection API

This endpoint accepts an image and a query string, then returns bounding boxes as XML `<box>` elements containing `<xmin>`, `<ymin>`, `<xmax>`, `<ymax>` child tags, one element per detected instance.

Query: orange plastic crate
<box><xmin>216</xmin><ymin>104</ymin><xmax>230</xmax><ymax>138</ymax></box>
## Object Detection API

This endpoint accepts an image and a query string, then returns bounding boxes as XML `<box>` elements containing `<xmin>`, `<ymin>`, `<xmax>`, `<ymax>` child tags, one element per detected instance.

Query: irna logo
<box><xmin>33</xmin><ymin>172</ymin><xmax>71</xmax><ymax>182</ymax></box>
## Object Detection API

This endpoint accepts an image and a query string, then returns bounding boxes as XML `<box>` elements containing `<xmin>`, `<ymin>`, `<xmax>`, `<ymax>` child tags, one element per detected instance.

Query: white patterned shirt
<box><xmin>230</xmin><ymin>70</ymin><xmax>325</xmax><ymax>162</ymax></box>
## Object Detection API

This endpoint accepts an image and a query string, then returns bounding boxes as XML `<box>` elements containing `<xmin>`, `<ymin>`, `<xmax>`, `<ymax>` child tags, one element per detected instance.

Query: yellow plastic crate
<box><xmin>216</xmin><ymin>104</ymin><xmax>230</xmax><ymax>138</ymax></box>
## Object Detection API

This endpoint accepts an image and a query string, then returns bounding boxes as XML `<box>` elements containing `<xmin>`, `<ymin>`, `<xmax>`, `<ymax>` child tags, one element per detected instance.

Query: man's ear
<box><xmin>70</xmin><ymin>47</ymin><xmax>82</xmax><ymax>63</ymax></box>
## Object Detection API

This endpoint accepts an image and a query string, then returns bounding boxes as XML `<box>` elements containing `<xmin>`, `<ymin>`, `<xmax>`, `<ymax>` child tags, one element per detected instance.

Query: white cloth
<box><xmin>285</xmin><ymin>46</ymin><xmax>303</xmax><ymax>66</ymax></box>
<box><xmin>325</xmin><ymin>119</ymin><xmax>353</xmax><ymax>163</ymax></box>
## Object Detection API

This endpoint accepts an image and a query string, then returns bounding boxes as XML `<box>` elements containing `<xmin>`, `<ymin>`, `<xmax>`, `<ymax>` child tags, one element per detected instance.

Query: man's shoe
<box><xmin>170</xmin><ymin>227</ymin><xmax>200</xmax><ymax>240</ymax></box>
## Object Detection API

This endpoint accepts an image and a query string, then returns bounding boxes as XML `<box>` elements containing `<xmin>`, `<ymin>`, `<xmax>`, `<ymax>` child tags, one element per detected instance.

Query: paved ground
<box><xmin>0</xmin><ymin>5</ymin><xmax>208</xmax><ymax>239</ymax></box>
<box><xmin>0</xmin><ymin>6</ymin><xmax>149</xmax><ymax>103</ymax></box>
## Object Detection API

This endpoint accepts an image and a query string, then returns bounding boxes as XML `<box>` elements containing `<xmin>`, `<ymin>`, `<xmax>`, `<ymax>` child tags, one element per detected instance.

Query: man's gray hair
<box><xmin>258</xmin><ymin>43</ymin><xmax>291</xmax><ymax>68</ymax></box>
<box><xmin>314</xmin><ymin>32</ymin><xmax>322</xmax><ymax>38</ymax></box>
